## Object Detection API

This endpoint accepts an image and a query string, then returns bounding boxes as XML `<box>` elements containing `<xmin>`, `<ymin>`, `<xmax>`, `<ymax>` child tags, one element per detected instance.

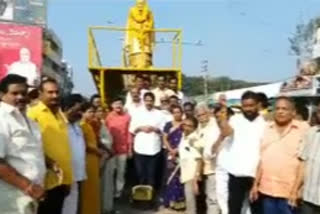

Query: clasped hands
<box><xmin>137</xmin><ymin>126</ymin><xmax>160</xmax><ymax>134</ymax></box>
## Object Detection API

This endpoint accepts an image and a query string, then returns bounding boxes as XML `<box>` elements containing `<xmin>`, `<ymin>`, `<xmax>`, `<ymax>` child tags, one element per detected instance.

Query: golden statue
<box><xmin>125</xmin><ymin>0</ymin><xmax>155</xmax><ymax>68</ymax></box>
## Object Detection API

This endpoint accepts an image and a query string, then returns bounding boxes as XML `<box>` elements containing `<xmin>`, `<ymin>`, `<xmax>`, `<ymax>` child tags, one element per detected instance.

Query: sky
<box><xmin>48</xmin><ymin>0</ymin><xmax>320</xmax><ymax>95</ymax></box>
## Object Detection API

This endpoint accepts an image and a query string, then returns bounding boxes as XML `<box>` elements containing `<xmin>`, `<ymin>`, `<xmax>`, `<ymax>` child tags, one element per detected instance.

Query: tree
<box><xmin>289</xmin><ymin>17</ymin><xmax>320</xmax><ymax>61</ymax></box>
<box><xmin>182</xmin><ymin>75</ymin><xmax>263</xmax><ymax>96</ymax></box>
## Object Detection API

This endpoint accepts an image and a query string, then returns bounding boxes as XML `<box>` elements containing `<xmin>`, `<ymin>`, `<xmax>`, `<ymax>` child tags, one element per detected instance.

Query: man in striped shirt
<box><xmin>299</xmin><ymin>101</ymin><xmax>320</xmax><ymax>214</ymax></box>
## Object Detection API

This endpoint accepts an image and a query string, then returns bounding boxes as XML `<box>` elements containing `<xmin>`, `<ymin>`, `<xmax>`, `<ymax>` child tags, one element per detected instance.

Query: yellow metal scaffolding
<box><xmin>88</xmin><ymin>26</ymin><xmax>183</xmax><ymax>106</ymax></box>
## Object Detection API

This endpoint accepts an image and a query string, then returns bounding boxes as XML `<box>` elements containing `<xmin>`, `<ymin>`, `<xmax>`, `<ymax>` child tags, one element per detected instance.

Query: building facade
<box><xmin>43</xmin><ymin>29</ymin><xmax>73</xmax><ymax>95</ymax></box>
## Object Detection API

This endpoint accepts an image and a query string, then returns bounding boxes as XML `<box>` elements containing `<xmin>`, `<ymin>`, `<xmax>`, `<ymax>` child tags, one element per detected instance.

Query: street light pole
<box><xmin>201</xmin><ymin>60</ymin><xmax>209</xmax><ymax>100</ymax></box>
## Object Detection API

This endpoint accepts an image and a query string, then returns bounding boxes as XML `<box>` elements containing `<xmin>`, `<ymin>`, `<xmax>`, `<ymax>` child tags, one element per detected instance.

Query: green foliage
<box><xmin>182</xmin><ymin>74</ymin><xmax>263</xmax><ymax>96</ymax></box>
<box><xmin>289</xmin><ymin>16</ymin><xmax>320</xmax><ymax>59</ymax></box>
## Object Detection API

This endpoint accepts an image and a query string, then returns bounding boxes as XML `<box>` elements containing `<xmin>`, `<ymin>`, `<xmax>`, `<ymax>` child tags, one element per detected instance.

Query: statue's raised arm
<box><xmin>125</xmin><ymin>0</ymin><xmax>155</xmax><ymax>68</ymax></box>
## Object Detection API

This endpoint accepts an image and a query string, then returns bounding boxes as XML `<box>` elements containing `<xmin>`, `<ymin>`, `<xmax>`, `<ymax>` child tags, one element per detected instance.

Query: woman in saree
<box><xmin>162</xmin><ymin>105</ymin><xmax>185</xmax><ymax>211</ymax></box>
<box><xmin>80</xmin><ymin>103</ymin><xmax>103</xmax><ymax>214</ymax></box>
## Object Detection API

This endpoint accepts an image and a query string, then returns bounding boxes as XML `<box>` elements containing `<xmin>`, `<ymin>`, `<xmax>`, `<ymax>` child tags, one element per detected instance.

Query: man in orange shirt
<box><xmin>250</xmin><ymin>96</ymin><xmax>309</xmax><ymax>214</ymax></box>
<box><xmin>106</xmin><ymin>98</ymin><xmax>132</xmax><ymax>199</ymax></box>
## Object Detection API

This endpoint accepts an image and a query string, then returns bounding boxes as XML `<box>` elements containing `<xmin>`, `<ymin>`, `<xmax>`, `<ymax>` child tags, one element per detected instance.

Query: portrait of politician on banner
<box><xmin>6</xmin><ymin>47</ymin><xmax>39</xmax><ymax>87</ymax></box>
<box><xmin>0</xmin><ymin>23</ymin><xmax>43</xmax><ymax>87</ymax></box>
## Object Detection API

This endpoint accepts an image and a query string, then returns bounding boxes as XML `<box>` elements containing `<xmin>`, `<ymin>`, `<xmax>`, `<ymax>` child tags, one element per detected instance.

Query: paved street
<box><xmin>114</xmin><ymin>191</ymin><xmax>184</xmax><ymax>214</ymax></box>
<box><xmin>115</xmin><ymin>200</ymin><xmax>183</xmax><ymax>214</ymax></box>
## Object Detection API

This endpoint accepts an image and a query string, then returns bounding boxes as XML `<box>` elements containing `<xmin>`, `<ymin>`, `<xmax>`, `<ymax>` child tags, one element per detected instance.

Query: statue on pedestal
<box><xmin>124</xmin><ymin>0</ymin><xmax>155</xmax><ymax>68</ymax></box>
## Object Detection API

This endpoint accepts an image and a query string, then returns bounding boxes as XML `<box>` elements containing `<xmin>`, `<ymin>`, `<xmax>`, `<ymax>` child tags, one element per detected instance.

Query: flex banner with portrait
<box><xmin>0</xmin><ymin>23</ymin><xmax>43</xmax><ymax>86</ymax></box>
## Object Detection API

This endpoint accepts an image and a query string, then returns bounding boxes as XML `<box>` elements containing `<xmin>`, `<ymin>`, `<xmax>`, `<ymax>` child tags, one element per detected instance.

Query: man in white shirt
<box><xmin>125</xmin><ymin>87</ymin><xmax>143</xmax><ymax>118</ymax></box>
<box><xmin>152</xmin><ymin>75</ymin><xmax>174</xmax><ymax>107</ymax></box>
<box><xmin>130</xmin><ymin>92</ymin><xmax>165</xmax><ymax>187</ymax></box>
<box><xmin>183</xmin><ymin>102</ymin><xmax>195</xmax><ymax>119</ymax></box>
<box><xmin>8</xmin><ymin>48</ymin><xmax>39</xmax><ymax>87</ymax></box>
<box><xmin>218</xmin><ymin>94</ymin><xmax>227</xmax><ymax>107</ymax></box>
<box><xmin>168</xmin><ymin>95</ymin><xmax>180</xmax><ymax>107</ymax></box>
<box><xmin>159</xmin><ymin>95</ymin><xmax>173</xmax><ymax>123</ymax></box>
<box><xmin>0</xmin><ymin>74</ymin><xmax>46</xmax><ymax>214</ymax></box>
<box><xmin>195</xmin><ymin>104</ymin><xmax>221</xmax><ymax>214</ymax></box>
<box><xmin>167</xmin><ymin>76</ymin><xmax>184</xmax><ymax>102</ymax></box>
<box><xmin>224</xmin><ymin>91</ymin><xmax>266</xmax><ymax>214</ymax></box>
<box><xmin>61</xmin><ymin>94</ymin><xmax>87</xmax><ymax>214</ymax></box>
<box><xmin>142</xmin><ymin>75</ymin><xmax>152</xmax><ymax>93</ymax></box>
<box><xmin>125</xmin><ymin>75</ymin><xmax>149</xmax><ymax>107</ymax></box>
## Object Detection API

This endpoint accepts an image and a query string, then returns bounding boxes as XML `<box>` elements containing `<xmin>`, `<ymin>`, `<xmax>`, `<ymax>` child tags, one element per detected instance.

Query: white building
<box><xmin>213</xmin><ymin>82</ymin><xmax>283</xmax><ymax>104</ymax></box>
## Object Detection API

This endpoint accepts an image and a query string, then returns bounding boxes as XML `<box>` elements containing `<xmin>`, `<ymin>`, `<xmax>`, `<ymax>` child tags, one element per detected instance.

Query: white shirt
<box><xmin>161</xmin><ymin>109</ymin><xmax>173</xmax><ymax>124</ymax></box>
<box><xmin>8</xmin><ymin>61</ymin><xmax>39</xmax><ymax>87</ymax></box>
<box><xmin>68</xmin><ymin>123</ymin><xmax>87</xmax><ymax>182</ymax></box>
<box><xmin>167</xmin><ymin>90</ymin><xmax>185</xmax><ymax>101</ymax></box>
<box><xmin>179</xmin><ymin>132</ymin><xmax>202</xmax><ymax>183</ymax></box>
<box><xmin>197</xmin><ymin>118</ymin><xmax>221</xmax><ymax>175</ymax></box>
<box><xmin>226</xmin><ymin>114</ymin><xmax>266</xmax><ymax>177</ymax></box>
<box><xmin>140</xmin><ymin>89</ymin><xmax>149</xmax><ymax>97</ymax></box>
<box><xmin>217</xmin><ymin>136</ymin><xmax>232</xmax><ymax>170</ymax></box>
<box><xmin>0</xmin><ymin>102</ymin><xmax>46</xmax><ymax>207</ymax></box>
<box><xmin>125</xmin><ymin>102</ymin><xmax>144</xmax><ymax>120</ymax></box>
<box><xmin>125</xmin><ymin>89</ymin><xmax>150</xmax><ymax>107</ymax></box>
<box><xmin>152</xmin><ymin>87</ymin><xmax>174</xmax><ymax>107</ymax></box>
<box><xmin>129</xmin><ymin>107</ymin><xmax>165</xmax><ymax>155</ymax></box>
<box><xmin>197</xmin><ymin>118</ymin><xmax>221</xmax><ymax>159</ymax></box>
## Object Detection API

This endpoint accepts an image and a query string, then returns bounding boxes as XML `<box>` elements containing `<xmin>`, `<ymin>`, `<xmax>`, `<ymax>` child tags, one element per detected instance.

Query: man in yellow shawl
<box><xmin>125</xmin><ymin>0</ymin><xmax>155</xmax><ymax>68</ymax></box>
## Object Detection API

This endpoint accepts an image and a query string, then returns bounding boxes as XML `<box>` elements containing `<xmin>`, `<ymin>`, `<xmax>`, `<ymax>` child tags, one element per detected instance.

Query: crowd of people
<box><xmin>1</xmin><ymin>72</ymin><xmax>320</xmax><ymax>214</ymax></box>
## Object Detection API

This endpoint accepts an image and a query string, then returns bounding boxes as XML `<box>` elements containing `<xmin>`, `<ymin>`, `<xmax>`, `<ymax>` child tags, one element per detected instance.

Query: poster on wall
<box><xmin>0</xmin><ymin>23</ymin><xmax>43</xmax><ymax>86</ymax></box>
